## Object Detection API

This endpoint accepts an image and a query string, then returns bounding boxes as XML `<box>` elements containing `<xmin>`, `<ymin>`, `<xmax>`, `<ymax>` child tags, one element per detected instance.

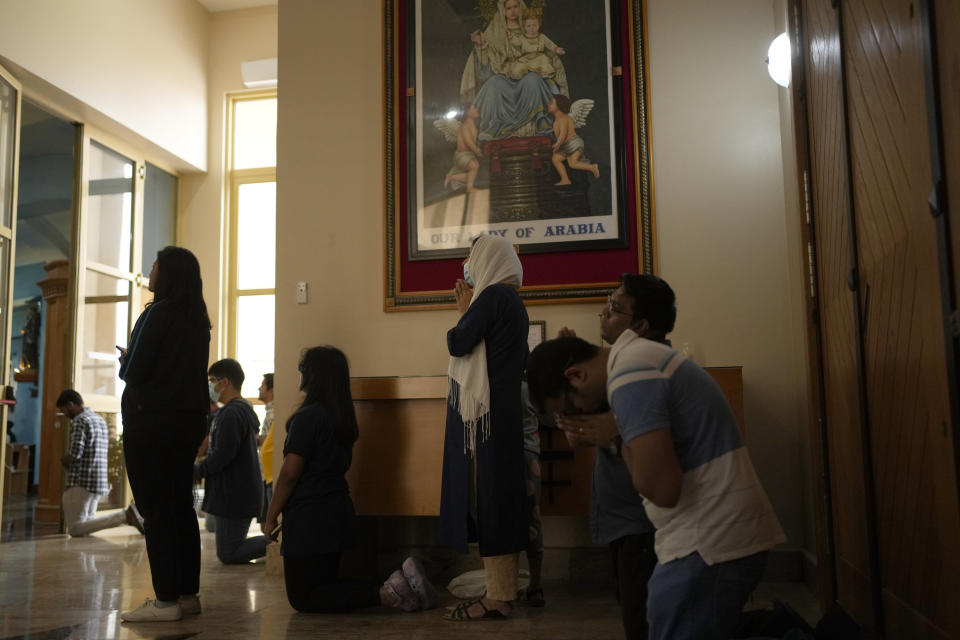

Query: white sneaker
<box><xmin>120</xmin><ymin>598</ymin><xmax>182</xmax><ymax>622</ymax></box>
<box><xmin>178</xmin><ymin>594</ymin><xmax>202</xmax><ymax>615</ymax></box>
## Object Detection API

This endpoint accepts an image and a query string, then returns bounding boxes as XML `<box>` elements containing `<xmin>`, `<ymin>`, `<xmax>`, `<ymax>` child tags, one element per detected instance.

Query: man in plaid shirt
<box><xmin>58</xmin><ymin>390</ymin><xmax>143</xmax><ymax>537</ymax></box>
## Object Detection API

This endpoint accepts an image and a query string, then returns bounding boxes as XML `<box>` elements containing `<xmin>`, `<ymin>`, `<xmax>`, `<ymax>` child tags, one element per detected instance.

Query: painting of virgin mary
<box><xmin>410</xmin><ymin>0</ymin><xmax>623</xmax><ymax>258</ymax></box>
<box><xmin>459</xmin><ymin>0</ymin><xmax>568</xmax><ymax>141</ymax></box>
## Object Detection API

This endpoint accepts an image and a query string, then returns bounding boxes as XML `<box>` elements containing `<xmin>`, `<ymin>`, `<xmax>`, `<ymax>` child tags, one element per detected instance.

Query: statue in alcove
<box><xmin>19</xmin><ymin>297</ymin><xmax>42</xmax><ymax>372</ymax></box>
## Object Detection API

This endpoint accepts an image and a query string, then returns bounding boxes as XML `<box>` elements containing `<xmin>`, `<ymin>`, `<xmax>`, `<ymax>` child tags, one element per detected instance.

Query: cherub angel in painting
<box><xmin>434</xmin><ymin>104</ymin><xmax>484</xmax><ymax>192</ymax></box>
<box><xmin>550</xmin><ymin>95</ymin><xmax>598</xmax><ymax>184</ymax></box>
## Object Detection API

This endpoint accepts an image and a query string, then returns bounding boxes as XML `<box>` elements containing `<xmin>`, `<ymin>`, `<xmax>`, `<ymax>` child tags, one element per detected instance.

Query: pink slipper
<box><xmin>401</xmin><ymin>557</ymin><xmax>438</xmax><ymax>610</ymax></box>
<box><xmin>383</xmin><ymin>570</ymin><xmax>419</xmax><ymax>612</ymax></box>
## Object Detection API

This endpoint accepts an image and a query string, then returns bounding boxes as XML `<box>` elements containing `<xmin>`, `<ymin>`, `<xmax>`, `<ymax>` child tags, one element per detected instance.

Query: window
<box><xmin>227</xmin><ymin>93</ymin><xmax>276</xmax><ymax>416</ymax></box>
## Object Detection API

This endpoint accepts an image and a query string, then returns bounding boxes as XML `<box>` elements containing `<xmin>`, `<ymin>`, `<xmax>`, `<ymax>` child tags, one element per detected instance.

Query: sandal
<box><xmin>444</xmin><ymin>598</ymin><xmax>508</xmax><ymax>621</ymax></box>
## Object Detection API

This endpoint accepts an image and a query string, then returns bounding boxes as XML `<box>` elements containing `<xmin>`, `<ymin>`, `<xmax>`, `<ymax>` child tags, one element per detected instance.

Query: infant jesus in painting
<box><xmin>506</xmin><ymin>8</ymin><xmax>566</xmax><ymax>82</ymax></box>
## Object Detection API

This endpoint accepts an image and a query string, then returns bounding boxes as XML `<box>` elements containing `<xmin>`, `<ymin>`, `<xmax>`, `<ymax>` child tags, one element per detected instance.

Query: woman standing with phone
<box><xmin>118</xmin><ymin>246</ymin><xmax>211</xmax><ymax>622</ymax></box>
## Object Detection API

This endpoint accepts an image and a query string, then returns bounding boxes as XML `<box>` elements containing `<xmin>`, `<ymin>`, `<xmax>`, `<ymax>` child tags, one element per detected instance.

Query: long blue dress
<box><xmin>474</xmin><ymin>72</ymin><xmax>558</xmax><ymax>142</ymax></box>
<box><xmin>439</xmin><ymin>283</ymin><xmax>529</xmax><ymax>556</ymax></box>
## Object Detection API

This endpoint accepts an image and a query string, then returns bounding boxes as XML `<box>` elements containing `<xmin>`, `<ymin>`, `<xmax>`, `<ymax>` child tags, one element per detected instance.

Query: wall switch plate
<box><xmin>296</xmin><ymin>281</ymin><xmax>308</xmax><ymax>304</ymax></box>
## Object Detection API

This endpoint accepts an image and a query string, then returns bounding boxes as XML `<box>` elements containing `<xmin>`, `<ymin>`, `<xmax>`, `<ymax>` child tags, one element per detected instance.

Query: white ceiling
<box><xmin>197</xmin><ymin>0</ymin><xmax>276</xmax><ymax>12</ymax></box>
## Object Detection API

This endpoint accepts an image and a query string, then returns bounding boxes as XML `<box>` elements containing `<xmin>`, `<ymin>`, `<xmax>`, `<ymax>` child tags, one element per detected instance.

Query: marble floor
<box><xmin>0</xmin><ymin>515</ymin><xmax>821</xmax><ymax>640</ymax></box>
<box><xmin>1</xmin><ymin>495</ymin><xmax>59</xmax><ymax>543</ymax></box>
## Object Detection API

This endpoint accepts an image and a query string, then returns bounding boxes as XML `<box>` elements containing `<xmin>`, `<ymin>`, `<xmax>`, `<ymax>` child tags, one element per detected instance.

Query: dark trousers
<box><xmin>610</xmin><ymin>532</ymin><xmax>658</xmax><ymax>640</ymax></box>
<box><xmin>646</xmin><ymin>551</ymin><xmax>768</xmax><ymax>640</ymax></box>
<box><xmin>283</xmin><ymin>552</ymin><xmax>381</xmax><ymax>613</ymax></box>
<box><xmin>214</xmin><ymin>516</ymin><xmax>269</xmax><ymax>564</ymax></box>
<box><xmin>123</xmin><ymin>414</ymin><xmax>204</xmax><ymax>602</ymax></box>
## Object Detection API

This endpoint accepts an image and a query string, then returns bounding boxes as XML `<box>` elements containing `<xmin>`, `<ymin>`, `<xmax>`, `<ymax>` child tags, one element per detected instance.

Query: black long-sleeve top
<box><xmin>119</xmin><ymin>298</ymin><xmax>210</xmax><ymax>418</ymax></box>
<box><xmin>195</xmin><ymin>398</ymin><xmax>263</xmax><ymax>518</ymax></box>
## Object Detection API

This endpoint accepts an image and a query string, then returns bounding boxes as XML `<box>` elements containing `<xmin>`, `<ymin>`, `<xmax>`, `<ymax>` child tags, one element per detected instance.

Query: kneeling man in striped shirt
<box><xmin>527</xmin><ymin>332</ymin><xmax>785</xmax><ymax>640</ymax></box>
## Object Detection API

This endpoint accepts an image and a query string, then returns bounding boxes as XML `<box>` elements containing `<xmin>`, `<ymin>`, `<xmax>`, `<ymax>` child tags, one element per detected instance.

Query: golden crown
<box><xmin>477</xmin><ymin>0</ymin><xmax>548</xmax><ymax>23</ymax></box>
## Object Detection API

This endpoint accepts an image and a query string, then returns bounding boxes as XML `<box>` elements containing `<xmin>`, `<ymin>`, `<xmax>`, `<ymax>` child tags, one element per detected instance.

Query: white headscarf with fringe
<box><xmin>447</xmin><ymin>235</ymin><xmax>523</xmax><ymax>457</ymax></box>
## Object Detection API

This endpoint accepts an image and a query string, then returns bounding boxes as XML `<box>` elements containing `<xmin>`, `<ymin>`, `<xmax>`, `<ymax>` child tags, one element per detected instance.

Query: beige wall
<box><xmin>772</xmin><ymin>0</ymin><xmax>816</xmax><ymax>554</ymax></box>
<box><xmin>276</xmin><ymin>0</ymin><xmax>811</xmax><ymax>549</ymax></box>
<box><xmin>180</xmin><ymin>6</ymin><xmax>279</xmax><ymax>360</ymax></box>
<box><xmin>0</xmin><ymin>0</ymin><xmax>278</xmax><ymax>366</ymax></box>
<box><xmin>646</xmin><ymin>1</ymin><xmax>810</xmax><ymax>548</ymax></box>
<box><xmin>0</xmin><ymin>0</ymin><xmax>208</xmax><ymax>170</ymax></box>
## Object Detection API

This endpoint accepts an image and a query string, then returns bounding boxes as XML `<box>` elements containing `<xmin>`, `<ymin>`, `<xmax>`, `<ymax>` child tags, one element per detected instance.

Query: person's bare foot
<box><xmin>555</xmin><ymin>179</ymin><xmax>571</xmax><ymax>186</ymax></box>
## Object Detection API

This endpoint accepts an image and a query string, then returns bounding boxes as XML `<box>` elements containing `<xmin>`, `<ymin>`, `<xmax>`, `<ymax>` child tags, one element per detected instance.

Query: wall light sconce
<box><xmin>766</xmin><ymin>32</ymin><xmax>791</xmax><ymax>88</ymax></box>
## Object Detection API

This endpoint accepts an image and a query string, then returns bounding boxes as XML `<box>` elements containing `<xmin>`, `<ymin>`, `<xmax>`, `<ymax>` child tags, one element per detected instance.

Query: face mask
<box><xmin>463</xmin><ymin>261</ymin><xmax>475</xmax><ymax>286</ymax></box>
<box><xmin>208</xmin><ymin>381</ymin><xmax>220</xmax><ymax>403</ymax></box>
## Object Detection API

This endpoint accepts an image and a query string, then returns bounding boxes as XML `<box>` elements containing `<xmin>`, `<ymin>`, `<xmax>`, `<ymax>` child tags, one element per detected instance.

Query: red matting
<box><xmin>394</xmin><ymin>1</ymin><xmax>643</xmax><ymax>296</ymax></box>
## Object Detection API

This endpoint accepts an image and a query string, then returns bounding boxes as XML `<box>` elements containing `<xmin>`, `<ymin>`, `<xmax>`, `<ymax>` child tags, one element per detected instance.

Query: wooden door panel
<box><xmin>932</xmin><ymin>5</ymin><xmax>960</xmax><ymax>631</ymax></box>
<box><xmin>842</xmin><ymin>0</ymin><xmax>960</xmax><ymax>635</ymax></box>
<box><xmin>803</xmin><ymin>0</ymin><xmax>876</xmax><ymax>626</ymax></box>
<box><xmin>883</xmin><ymin>591</ymin><xmax>952</xmax><ymax>640</ymax></box>
<box><xmin>937</xmin><ymin>0</ymin><xmax>960</xmax><ymax>308</ymax></box>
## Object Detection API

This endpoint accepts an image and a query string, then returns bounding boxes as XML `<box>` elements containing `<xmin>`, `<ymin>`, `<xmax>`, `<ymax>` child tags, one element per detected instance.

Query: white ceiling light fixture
<box><xmin>766</xmin><ymin>32</ymin><xmax>791</xmax><ymax>88</ymax></box>
<box><xmin>241</xmin><ymin>58</ymin><xmax>278</xmax><ymax>89</ymax></box>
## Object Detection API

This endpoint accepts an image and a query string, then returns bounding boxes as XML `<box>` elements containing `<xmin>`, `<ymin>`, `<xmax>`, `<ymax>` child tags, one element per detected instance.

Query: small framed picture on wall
<box><xmin>528</xmin><ymin>320</ymin><xmax>546</xmax><ymax>352</ymax></box>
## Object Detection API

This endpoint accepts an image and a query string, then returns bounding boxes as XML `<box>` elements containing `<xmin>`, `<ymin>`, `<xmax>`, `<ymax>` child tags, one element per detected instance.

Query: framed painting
<box><xmin>385</xmin><ymin>0</ymin><xmax>654</xmax><ymax>309</ymax></box>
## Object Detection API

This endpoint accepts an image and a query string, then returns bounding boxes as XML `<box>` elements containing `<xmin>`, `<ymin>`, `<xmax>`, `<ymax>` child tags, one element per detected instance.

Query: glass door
<box><xmin>0</xmin><ymin>64</ymin><xmax>23</xmax><ymax>521</ymax></box>
<box><xmin>74</xmin><ymin>137</ymin><xmax>142</xmax><ymax>413</ymax></box>
<box><xmin>72</xmin><ymin>132</ymin><xmax>178</xmax><ymax>509</ymax></box>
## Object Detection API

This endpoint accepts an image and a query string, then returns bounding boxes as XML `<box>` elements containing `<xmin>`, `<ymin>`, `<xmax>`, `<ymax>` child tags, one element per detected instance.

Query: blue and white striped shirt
<box><xmin>607</xmin><ymin>331</ymin><xmax>786</xmax><ymax>565</ymax></box>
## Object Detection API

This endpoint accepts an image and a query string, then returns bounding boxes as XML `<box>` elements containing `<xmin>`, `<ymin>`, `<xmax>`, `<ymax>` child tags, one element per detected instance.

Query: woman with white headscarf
<box><xmin>439</xmin><ymin>235</ymin><xmax>529</xmax><ymax>620</ymax></box>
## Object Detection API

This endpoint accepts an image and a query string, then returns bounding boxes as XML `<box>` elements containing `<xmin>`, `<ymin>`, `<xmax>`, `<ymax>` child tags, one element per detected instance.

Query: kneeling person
<box><xmin>527</xmin><ymin>335</ymin><xmax>786</xmax><ymax>640</ymax></box>
<box><xmin>195</xmin><ymin>359</ymin><xmax>268</xmax><ymax>564</ymax></box>
<box><xmin>57</xmin><ymin>390</ymin><xmax>143</xmax><ymax>537</ymax></box>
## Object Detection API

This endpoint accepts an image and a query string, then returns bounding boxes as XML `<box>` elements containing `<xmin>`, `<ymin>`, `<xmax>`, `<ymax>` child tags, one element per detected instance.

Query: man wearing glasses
<box><xmin>553</xmin><ymin>274</ymin><xmax>673</xmax><ymax>640</ymax></box>
<box><xmin>527</xmin><ymin>278</ymin><xmax>785</xmax><ymax>640</ymax></box>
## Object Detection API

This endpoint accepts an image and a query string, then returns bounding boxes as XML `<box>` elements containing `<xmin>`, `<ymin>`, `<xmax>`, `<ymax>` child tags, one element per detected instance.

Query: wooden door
<box><xmin>841</xmin><ymin>0</ymin><xmax>960</xmax><ymax>636</ymax></box>
<box><xmin>936</xmin><ymin>0</ymin><xmax>960</xmax><ymax>367</ymax></box>
<box><xmin>802</xmin><ymin>0</ymin><xmax>879</xmax><ymax>628</ymax></box>
<box><xmin>801</xmin><ymin>0</ymin><xmax>960</xmax><ymax>636</ymax></box>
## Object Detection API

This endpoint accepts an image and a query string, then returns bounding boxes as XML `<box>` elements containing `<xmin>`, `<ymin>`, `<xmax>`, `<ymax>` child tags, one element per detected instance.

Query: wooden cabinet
<box><xmin>348</xmin><ymin>376</ymin><xmax>447</xmax><ymax>516</ymax></box>
<box><xmin>347</xmin><ymin>368</ymin><xmax>743</xmax><ymax>518</ymax></box>
<box><xmin>2</xmin><ymin>444</ymin><xmax>30</xmax><ymax>497</ymax></box>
